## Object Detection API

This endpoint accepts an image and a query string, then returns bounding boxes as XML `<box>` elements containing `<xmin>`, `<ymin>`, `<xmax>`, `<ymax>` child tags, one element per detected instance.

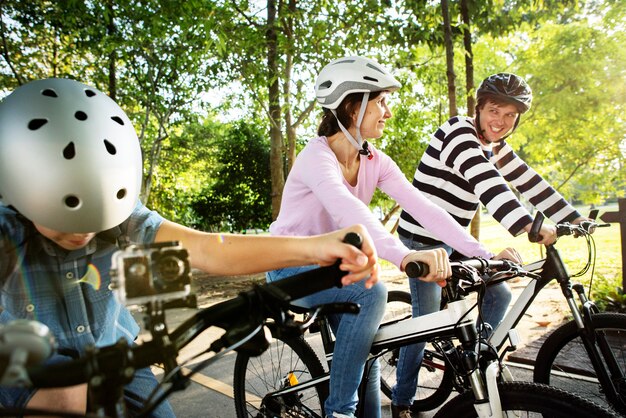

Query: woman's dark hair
<box><xmin>317</xmin><ymin>91</ymin><xmax>383</xmax><ymax>137</ymax></box>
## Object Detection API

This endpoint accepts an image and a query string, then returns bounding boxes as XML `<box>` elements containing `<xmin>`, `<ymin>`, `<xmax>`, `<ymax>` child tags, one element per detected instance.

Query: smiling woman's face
<box><xmin>478</xmin><ymin>101</ymin><xmax>519</xmax><ymax>144</ymax></box>
<box><xmin>356</xmin><ymin>91</ymin><xmax>392</xmax><ymax>140</ymax></box>
<box><xmin>34</xmin><ymin>224</ymin><xmax>97</xmax><ymax>250</ymax></box>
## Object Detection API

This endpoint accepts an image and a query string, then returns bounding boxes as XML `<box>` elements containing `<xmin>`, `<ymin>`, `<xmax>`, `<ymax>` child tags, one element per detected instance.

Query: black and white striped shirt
<box><xmin>398</xmin><ymin>116</ymin><xmax>581</xmax><ymax>246</ymax></box>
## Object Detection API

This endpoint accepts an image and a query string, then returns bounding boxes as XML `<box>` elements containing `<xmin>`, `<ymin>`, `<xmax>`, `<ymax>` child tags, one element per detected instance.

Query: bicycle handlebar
<box><xmin>25</xmin><ymin>232</ymin><xmax>364</xmax><ymax>389</ymax></box>
<box><xmin>405</xmin><ymin>258</ymin><xmax>513</xmax><ymax>279</ymax></box>
<box><xmin>528</xmin><ymin>211</ymin><xmax>609</xmax><ymax>243</ymax></box>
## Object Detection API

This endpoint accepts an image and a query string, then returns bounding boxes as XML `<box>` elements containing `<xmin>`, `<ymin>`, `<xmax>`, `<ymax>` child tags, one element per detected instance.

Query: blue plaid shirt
<box><xmin>0</xmin><ymin>202</ymin><xmax>164</xmax><ymax>355</ymax></box>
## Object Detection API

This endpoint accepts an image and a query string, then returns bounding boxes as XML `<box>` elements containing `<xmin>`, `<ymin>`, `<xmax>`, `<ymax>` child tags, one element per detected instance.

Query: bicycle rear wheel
<box><xmin>533</xmin><ymin>312</ymin><xmax>626</xmax><ymax>414</ymax></box>
<box><xmin>434</xmin><ymin>381</ymin><xmax>619</xmax><ymax>417</ymax></box>
<box><xmin>379</xmin><ymin>290</ymin><xmax>455</xmax><ymax>411</ymax></box>
<box><xmin>233</xmin><ymin>330</ymin><xmax>328</xmax><ymax>418</ymax></box>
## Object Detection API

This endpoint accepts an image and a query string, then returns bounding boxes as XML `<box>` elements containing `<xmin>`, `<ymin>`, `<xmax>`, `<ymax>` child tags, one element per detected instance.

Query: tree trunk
<box><xmin>441</xmin><ymin>0</ymin><xmax>458</xmax><ymax>117</ymax></box>
<box><xmin>106</xmin><ymin>0</ymin><xmax>116</xmax><ymax>100</ymax></box>
<box><xmin>460</xmin><ymin>0</ymin><xmax>480</xmax><ymax>240</ymax></box>
<box><xmin>283</xmin><ymin>0</ymin><xmax>297</xmax><ymax>173</ymax></box>
<box><xmin>267</xmin><ymin>0</ymin><xmax>285</xmax><ymax>219</ymax></box>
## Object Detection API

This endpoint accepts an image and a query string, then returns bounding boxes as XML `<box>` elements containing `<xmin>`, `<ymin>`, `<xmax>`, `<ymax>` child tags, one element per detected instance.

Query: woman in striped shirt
<box><xmin>392</xmin><ymin>73</ymin><xmax>589</xmax><ymax>415</ymax></box>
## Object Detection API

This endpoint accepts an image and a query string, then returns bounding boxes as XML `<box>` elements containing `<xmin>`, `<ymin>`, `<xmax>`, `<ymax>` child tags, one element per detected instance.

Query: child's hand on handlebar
<box><xmin>313</xmin><ymin>225</ymin><xmax>379</xmax><ymax>288</ymax></box>
<box><xmin>401</xmin><ymin>248</ymin><xmax>450</xmax><ymax>287</ymax></box>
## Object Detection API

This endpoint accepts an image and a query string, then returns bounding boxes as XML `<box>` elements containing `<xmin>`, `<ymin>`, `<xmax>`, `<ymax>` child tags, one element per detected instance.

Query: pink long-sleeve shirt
<box><xmin>270</xmin><ymin>136</ymin><xmax>493</xmax><ymax>268</ymax></box>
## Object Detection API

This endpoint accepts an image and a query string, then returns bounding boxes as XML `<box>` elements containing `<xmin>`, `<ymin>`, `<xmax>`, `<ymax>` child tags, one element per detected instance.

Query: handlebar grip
<box><xmin>528</xmin><ymin>211</ymin><xmax>545</xmax><ymax>243</ymax></box>
<box><xmin>268</xmin><ymin>232</ymin><xmax>363</xmax><ymax>299</ymax></box>
<box><xmin>342</xmin><ymin>231</ymin><xmax>363</xmax><ymax>249</ymax></box>
<box><xmin>405</xmin><ymin>261</ymin><xmax>429</xmax><ymax>278</ymax></box>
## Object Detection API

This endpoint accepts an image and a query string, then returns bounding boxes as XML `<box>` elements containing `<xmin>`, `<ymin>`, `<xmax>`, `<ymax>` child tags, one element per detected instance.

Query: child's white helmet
<box><xmin>0</xmin><ymin>78</ymin><xmax>142</xmax><ymax>233</ymax></box>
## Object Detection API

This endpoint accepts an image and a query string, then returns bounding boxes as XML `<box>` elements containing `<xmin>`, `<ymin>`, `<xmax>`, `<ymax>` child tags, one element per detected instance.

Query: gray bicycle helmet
<box><xmin>0</xmin><ymin>78</ymin><xmax>142</xmax><ymax>233</ymax></box>
<box><xmin>315</xmin><ymin>56</ymin><xmax>401</xmax><ymax>110</ymax></box>
<box><xmin>476</xmin><ymin>73</ymin><xmax>532</xmax><ymax>113</ymax></box>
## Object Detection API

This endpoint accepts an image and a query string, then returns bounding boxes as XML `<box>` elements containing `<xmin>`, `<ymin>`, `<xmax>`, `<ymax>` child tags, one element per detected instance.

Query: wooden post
<box><xmin>600</xmin><ymin>198</ymin><xmax>626</xmax><ymax>290</ymax></box>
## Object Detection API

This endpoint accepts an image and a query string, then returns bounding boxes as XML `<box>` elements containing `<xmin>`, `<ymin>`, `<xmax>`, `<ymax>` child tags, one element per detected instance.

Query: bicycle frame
<box><xmin>265</xmin><ymin>285</ymin><xmax>510</xmax><ymax>418</ymax></box>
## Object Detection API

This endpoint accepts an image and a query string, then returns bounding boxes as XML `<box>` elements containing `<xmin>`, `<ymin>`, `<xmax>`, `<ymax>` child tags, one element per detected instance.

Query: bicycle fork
<box><xmin>454</xmin><ymin>323</ymin><xmax>517</xmax><ymax>418</ymax></box>
<box><xmin>570</xmin><ymin>284</ymin><xmax>626</xmax><ymax>409</ymax></box>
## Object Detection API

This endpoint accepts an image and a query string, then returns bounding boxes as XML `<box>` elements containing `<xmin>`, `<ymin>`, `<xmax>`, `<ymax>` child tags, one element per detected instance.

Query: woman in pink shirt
<box><xmin>267</xmin><ymin>56</ymin><xmax>517</xmax><ymax>418</ymax></box>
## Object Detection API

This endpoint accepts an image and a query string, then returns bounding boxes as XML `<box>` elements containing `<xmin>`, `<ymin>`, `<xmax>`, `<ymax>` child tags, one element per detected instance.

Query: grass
<box><xmin>382</xmin><ymin>203</ymin><xmax>623</xmax><ymax>296</ymax></box>
<box><xmin>478</xmin><ymin>205</ymin><xmax>623</xmax><ymax>286</ymax></box>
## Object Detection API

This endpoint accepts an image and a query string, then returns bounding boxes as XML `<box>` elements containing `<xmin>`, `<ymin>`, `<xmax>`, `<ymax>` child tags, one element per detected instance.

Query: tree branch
<box><xmin>0</xmin><ymin>7</ymin><xmax>24</xmax><ymax>85</ymax></box>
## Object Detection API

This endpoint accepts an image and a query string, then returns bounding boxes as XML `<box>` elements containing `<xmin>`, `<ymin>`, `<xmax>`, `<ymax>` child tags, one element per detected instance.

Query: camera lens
<box><xmin>156</xmin><ymin>255</ymin><xmax>185</xmax><ymax>282</ymax></box>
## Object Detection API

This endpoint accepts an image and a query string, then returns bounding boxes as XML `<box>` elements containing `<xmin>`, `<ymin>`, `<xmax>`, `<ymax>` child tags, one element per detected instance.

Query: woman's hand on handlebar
<box><xmin>401</xmin><ymin>247</ymin><xmax>450</xmax><ymax>287</ymax></box>
<box><xmin>312</xmin><ymin>225</ymin><xmax>379</xmax><ymax>288</ymax></box>
<box><xmin>492</xmin><ymin>247</ymin><xmax>523</xmax><ymax>264</ymax></box>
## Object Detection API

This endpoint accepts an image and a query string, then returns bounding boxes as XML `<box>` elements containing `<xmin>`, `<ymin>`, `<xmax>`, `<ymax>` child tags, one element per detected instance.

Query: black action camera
<box><xmin>111</xmin><ymin>241</ymin><xmax>191</xmax><ymax>306</ymax></box>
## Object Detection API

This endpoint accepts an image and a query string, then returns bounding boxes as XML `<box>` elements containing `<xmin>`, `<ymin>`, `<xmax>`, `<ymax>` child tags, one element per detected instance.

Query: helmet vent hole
<box><xmin>104</xmin><ymin>139</ymin><xmax>117</xmax><ymax>155</ymax></box>
<box><xmin>116</xmin><ymin>189</ymin><xmax>127</xmax><ymax>200</ymax></box>
<box><xmin>63</xmin><ymin>142</ymin><xmax>76</xmax><ymax>159</ymax></box>
<box><xmin>318</xmin><ymin>81</ymin><xmax>332</xmax><ymax>90</ymax></box>
<box><xmin>64</xmin><ymin>195</ymin><xmax>80</xmax><ymax>209</ymax></box>
<box><xmin>111</xmin><ymin>116</ymin><xmax>124</xmax><ymax>126</ymax></box>
<box><xmin>28</xmin><ymin>119</ymin><xmax>48</xmax><ymax>131</ymax></box>
<box><xmin>41</xmin><ymin>89</ymin><xmax>58</xmax><ymax>98</ymax></box>
<box><xmin>85</xmin><ymin>89</ymin><xmax>96</xmax><ymax>97</ymax></box>
<box><xmin>75</xmin><ymin>111</ymin><xmax>88</xmax><ymax>121</ymax></box>
<box><xmin>363</xmin><ymin>76</ymin><xmax>378</xmax><ymax>82</ymax></box>
<box><xmin>366</xmin><ymin>63</ymin><xmax>385</xmax><ymax>74</ymax></box>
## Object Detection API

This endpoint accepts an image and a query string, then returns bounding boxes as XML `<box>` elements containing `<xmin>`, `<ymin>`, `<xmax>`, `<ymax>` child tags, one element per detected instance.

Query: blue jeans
<box><xmin>0</xmin><ymin>354</ymin><xmax>175</xmax><ymax>417</ymax></box>
<box><xmin>392</xmin><ymin>237</ymin><xmax>512</xmax><ymax>407</ymax></box>
<box><xmin>267</xmin><ymin>266</ymin><xmax>387</xmax><ymax>418</ymax></box>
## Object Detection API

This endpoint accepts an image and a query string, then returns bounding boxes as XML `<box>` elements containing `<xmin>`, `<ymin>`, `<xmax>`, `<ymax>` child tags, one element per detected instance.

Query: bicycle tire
<box><xmin>433</xmin><ymin>381</ymin><xmax>619</xmax><ymax>418</ymax></box>
<box><xmin>379</xmin><ymin>290</ymin><xmax>455</xmax><ymax>411</ymax></box>
<box><xmin>233</xmin><ymin>330</ymin><xmax>329</xmax><ymax>418</ymax></box>
<box><xmin>533</xmin><ymin>312</ymin><xmax>626</xmax><ymax>414</ymax></box>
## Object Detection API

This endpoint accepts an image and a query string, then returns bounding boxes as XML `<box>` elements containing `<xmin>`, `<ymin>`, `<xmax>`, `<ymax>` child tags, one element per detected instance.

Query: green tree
<box><xmin>511</xmin><ymin>19</ymin><xmax>626</xmax><ymax>203</ymax></box>
<box><xmin>191</xmin><ymin>121</ymin><xmax>272</xmax><ymax>232</ymax></box>
<box><xmin>205</xmin><ymin>0</ymin><xmax>401</xmax><ymax>219</ymax></box>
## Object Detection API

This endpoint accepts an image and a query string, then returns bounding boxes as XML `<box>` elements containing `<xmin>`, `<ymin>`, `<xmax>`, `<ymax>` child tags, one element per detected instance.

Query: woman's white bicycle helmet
<box><xmin>0</xmin><ymin>78</ymin><xmax>142</xmax><ymax>233</ymax></box>
<box><xmin>315</xmin><ymin>56</ymin><xmax>401</xmax><ymax>156</ymax></box>
<box><xmin>315</xmin><ymin>56</ymin><xmax>401</xmax><ymax>109</ymax></box>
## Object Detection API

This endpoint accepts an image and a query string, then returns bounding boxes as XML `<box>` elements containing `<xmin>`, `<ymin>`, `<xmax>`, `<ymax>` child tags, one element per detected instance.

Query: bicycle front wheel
<box><xmin>434</xmin><ymin>381</ymin><xmax>619</xmax><ymax>417</ymax></box>
<box><xmin>533</xmin><ymin>312</ymin><xmax>626</xmax><ymax>414</ymax></box>
<box><xmin>233</xmin><ymin>331</ymin><xmax>328</xmax><ymax>418</ymax></box>
<box><xmin>379</xmin><ymin>290</ymin><xmax>455</xmax><ymax>411</ymax></box>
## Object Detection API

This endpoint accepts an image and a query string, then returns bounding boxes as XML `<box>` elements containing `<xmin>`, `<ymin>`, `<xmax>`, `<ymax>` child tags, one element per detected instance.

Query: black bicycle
<box><xmin>381</xmin><ymin>212</ymin><xmax>626</xmax><ymax>414</ymax></box>
<box><xmin>0</xmin><ymin>234</ymin><xmax>365</xmax><ymax>418</ymax></box>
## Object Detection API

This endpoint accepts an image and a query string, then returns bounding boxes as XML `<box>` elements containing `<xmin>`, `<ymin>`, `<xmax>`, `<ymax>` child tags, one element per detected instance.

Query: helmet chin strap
<box><xmin>331</xmin><ymin>92</ymin><xmax>373</xmax><ymax>159</ymax></box>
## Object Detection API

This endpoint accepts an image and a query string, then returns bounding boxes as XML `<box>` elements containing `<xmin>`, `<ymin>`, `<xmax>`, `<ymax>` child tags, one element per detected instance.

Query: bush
<box><xmin>592</xmin><ymin>277</ymin><xmax>626</xmax><ymax>313</ymax></box>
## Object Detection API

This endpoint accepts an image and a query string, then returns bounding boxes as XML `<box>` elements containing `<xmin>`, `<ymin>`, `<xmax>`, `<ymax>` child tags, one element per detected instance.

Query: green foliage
<box><xmin>191</xmin><ymin>121</ymin><xmax>272</xmax><ymax>232</ymax></box>
<box><xmin>592</xmin><ymin>282</ymin><xmax>626</xmax><ymax>314</ymax></box>
<box><xmin>147</xmin><ymin>116</ymin><xmax>221</xmax><ymax>224</ymax></box>
<box><xmin>2</xmin><ymin>0</ymin><xmax>625</xmax><ymax>232</ymax></box>
<box><xmin>509</xmin><ymin>19</ymin><xmax>626</xmax><ymax>203</ymax></box>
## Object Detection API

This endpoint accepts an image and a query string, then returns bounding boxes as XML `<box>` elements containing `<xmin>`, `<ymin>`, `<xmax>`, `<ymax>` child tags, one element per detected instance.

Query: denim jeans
<box><xmin>267</xmin><ymin>265</ymin><xmax>387</xmax><ymax>418</ymax></box>
<box><xmin>392</xmin><ymin>237</ymin><xmax>512</xmax><ymax>407</ymax></box>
